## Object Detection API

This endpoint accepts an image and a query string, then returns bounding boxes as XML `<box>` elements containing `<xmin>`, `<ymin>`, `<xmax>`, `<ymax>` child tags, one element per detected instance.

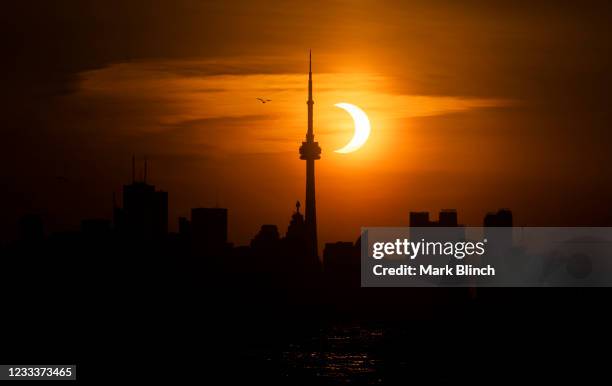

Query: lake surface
<box><xmin>241</xmin><ymin>323</ymin><xmax>415</xmax><ymax>385</ymax></box>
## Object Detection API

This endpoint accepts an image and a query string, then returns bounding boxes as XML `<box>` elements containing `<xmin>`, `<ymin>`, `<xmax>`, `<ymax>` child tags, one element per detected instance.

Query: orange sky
<box><xmin>2</xmin><ymin>1</ymin><xmax>612</xmax><ymax>244</ymax></box>
<box><xmin>63</xmin><ymin>56</ymin><xmax>514</xmax><ymax>246</ymax></box>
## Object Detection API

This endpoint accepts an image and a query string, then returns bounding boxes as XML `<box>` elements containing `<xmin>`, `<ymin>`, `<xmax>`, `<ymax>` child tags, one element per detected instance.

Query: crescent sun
<box><xmin>334</xmin><ymin>103</ymin><xmax>371</xmax><ymax>154</ymax></box>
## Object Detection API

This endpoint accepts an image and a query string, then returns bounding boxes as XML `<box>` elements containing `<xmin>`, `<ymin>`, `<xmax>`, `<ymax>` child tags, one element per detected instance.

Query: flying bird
<box><xmin>256</xmin><ymin>98</ymin><xmax>272</xmax><ymax>104</ymax></box>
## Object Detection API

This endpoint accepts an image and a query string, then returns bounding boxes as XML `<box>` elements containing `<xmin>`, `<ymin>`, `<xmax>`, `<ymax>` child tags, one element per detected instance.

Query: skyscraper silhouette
<box><xmin>284</xmin><ymin>201</ymin><xmax>307</xmax><ymax>246</ymax></box>
<box><xmin>114</xmin><ymin>159</ymin><xmax>168</xmax><ymax>240</ymax></box>
<box><xmin>299</xmin><ymin>51</ymin><xmax>321</xmax><ymax>258</ymax></box>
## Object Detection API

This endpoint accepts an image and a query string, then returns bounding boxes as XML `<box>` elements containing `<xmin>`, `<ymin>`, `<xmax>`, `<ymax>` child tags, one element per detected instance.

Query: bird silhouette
<box><xmin>256</xmin><ymin>98</ymin><xmax>272</xmax><ymax>104</ymax></box>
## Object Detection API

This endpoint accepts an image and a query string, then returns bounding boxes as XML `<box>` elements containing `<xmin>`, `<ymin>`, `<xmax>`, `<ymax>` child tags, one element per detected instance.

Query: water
<box><xmin>243</xmin><ymin>324</ymin><xmax>412</xmax><ymax>385</ymax></box>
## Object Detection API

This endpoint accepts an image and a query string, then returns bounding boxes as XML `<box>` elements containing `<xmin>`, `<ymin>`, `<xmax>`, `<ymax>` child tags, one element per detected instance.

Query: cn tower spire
<box><xmin>299</xmin><ymin>50</ymin><xmax>321</xmax><ymax>259</ymax></box>
<box><xmin>307</xmin><ymin>49</ymin><xmax>314</xmax><ymax>142</ymax></box>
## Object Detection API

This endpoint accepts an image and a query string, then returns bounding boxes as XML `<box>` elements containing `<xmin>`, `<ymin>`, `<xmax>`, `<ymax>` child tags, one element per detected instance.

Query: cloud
<box><xmin>69</xmin><ymin>58</ymin><xmax>512</xmax><ymax>159</ymax></box>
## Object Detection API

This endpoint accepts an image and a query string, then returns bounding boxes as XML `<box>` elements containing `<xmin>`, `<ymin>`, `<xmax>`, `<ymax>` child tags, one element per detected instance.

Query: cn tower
<box><xmin>299</xmin><ymin>51</ymin><xmax>321</xmax><ymax>258</ymax></box>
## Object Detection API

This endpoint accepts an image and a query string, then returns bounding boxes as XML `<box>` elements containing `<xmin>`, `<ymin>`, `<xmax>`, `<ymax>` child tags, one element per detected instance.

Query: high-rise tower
<box><xmin>299</xmin><ymin>51</ymin><xmax>321</xmax><ymax>258</ymax></box>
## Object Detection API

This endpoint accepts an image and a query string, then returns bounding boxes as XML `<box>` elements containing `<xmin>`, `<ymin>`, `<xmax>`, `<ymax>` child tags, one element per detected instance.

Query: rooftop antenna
<box><xmin>296</xmin><ymin>200</ymin><xmax>301</xmax><ymax>214</ymax></box>
<box><xmin>132</xmin><ymin>155</ymin><xmax>136</xmax><ymax>183</ymax></box>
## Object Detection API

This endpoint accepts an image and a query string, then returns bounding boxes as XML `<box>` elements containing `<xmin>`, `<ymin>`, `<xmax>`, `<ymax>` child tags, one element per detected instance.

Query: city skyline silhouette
<box><xmin>3</xmin><ymin>56</ymin><xmax>517</xmax><ymax>256</ymax></box>
<box><xmin>3</xmin><ymin>2</ymin><xmax>612</xmax><ymax>383</ymax></box>
<box><xmin>4</xmin><ymin>3</ymin><xmax>612</xmax><ymax>248</ymax></box>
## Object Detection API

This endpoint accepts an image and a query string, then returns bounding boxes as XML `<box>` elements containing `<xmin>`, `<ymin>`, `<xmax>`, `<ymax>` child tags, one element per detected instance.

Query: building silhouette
<box><xmin>178</xmin><ymin>216</ymin><xmax>191</xmax><ymax>238</ymax></box>
<box><xmin>409</xmin><ymin>209</ymin><xmax>460</xmax><ymax>227</ymax></box>
<box><xmin>251</xmin><ymin>224</ymin><xmax>280</xmax><ymax>250</ymax></box>
<box><xmin>250</xmin><ymin>224</ymin><xmax>283</xmax><ymax>278</ymax></box>
<box><xmin>484</xmin><ymin>208</ymin><xmax>514</xmax><ymax>255</ymax></box>
<box><xmin>484</xmin><ymin>209</ymin><xmax>513</xmax><ymax>227</ymax></box>
<box><xmin>299</xmin><ymin>51</ymin><xmax>322</xmax><ymax>259</ymax></box>
<box><xmin>409</xmin><ymin>209</ymin><xmax>465</xmax><ymax>250</ymax></box>
<box><xmin>190</xmin><ymin>207</ymin><xmax>228</xmax><ymax>256</ymax></box>
<box><xmin>284</xmin><ymin>201</ymin><xmax>308</xmax><ymax>250</ymax></box>
<box><xmin>113</xmin><ymin>158</ymin><xmax>168</xmax><ymax>240</ymax></box>
<box><xmin>439</xmin><ymin>209</ymin><xmax>459</xmax><ymax>227</ymax></box>
<box><xmin>323</xmin><ymin>241</ymin><xmax>360</xmax><ymax>288</ymax></box>
<box><xmin>409</xmin><ymin>212</ymin><xmax>431</xmax><ymax>227</ymax></box>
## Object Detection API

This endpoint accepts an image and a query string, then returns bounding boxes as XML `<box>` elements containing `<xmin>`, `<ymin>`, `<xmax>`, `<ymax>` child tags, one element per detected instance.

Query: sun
<box><xmin>334</xmin><ymin>103</ymin><xmax>371</xmax><ymax>154</ymax></box>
